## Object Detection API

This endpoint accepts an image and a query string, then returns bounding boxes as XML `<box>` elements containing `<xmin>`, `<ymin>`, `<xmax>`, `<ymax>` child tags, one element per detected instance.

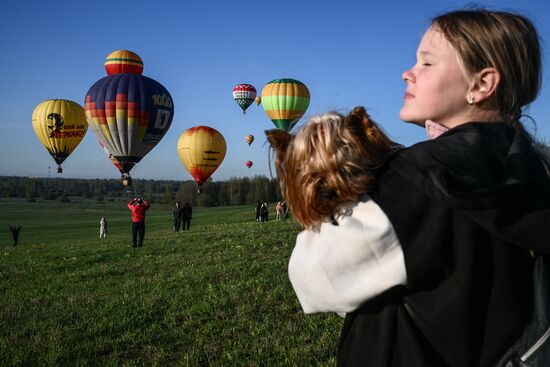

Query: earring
<box><xmin>468</xmin><ymin>95</ymin><xmax>476</xmax><ymax>105</ymax></box>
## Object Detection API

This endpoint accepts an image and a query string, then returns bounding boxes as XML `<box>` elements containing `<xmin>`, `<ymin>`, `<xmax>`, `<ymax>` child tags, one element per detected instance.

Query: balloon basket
<box><xmin>57</xmin><ymin>165</ymin><xmax>63</xmax><ymax>173</ymax></box>
<box><xmin>122</xmin><ymin>175</ymin><xmax>132</xmax><ymax>186</ymax></box>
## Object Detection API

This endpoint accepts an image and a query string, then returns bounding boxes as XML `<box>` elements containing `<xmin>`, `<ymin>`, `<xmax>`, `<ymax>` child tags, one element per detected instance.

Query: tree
<box><xmin>175</xmin><ymin>181</ymin><xmax>197</xmax><ymax>206</ymax></box>
<box><xmin>162</xmin><ymin>185</ymin><xmax>174</xmax><ymax>204</ymax></box>
<box><xmin>25</xmin><ymin>178</ymin><xmax>36</xmax><ymax>201</ymax></box>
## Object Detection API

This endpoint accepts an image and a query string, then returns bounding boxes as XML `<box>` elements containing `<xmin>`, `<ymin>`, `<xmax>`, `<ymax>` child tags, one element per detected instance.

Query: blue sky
<box><xmin>1</xmin><ymin>0</ymin><xmax>549</xmax><ymax>182</ymax></box>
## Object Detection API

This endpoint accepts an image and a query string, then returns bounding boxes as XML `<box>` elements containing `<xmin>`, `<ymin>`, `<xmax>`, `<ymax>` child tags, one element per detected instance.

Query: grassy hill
<box><xmin>0</xmin><ymin>200</ymin><xmax>340</xmax><ymax>366</ymax></box>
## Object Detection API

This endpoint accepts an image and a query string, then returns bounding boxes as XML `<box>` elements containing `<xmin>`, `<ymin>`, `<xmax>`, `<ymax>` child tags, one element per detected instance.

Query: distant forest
<box><xmin>2</xmin><ymin>140</ymin><xmax>549</xmax><ymax>207</ymax></box>
<box><xmin>0</xmin><ymin>175</ymin><xmax>281</xmax><ymax>207</ymax></box>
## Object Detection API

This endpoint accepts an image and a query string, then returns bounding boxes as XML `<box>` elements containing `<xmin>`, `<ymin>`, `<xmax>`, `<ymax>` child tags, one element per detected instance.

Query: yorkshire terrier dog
<box><xmin>266</xmin><ymin>106</ymin><xmax>400</xmax><ymax>229</ymax></box>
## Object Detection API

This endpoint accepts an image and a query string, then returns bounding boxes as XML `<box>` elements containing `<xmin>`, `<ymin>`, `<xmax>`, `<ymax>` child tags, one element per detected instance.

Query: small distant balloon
<box><xmin>245</xmin><ymin>134</ymin><xmax>254</xmax><ymax>146</ymax></box>
<box><xmin>32</xmin><ymin>99</ymin><xmax>88</xmax><ymax>173</ymax></box>
<box><xmin>104</xmin><ymin>50</ymin><xmax>143</xmax><ymax>75</ymax></box>
<box><xmin>177</xmin><ymin>126</ymin><xmax>227</xmax><ymax>188</ymax></box>
<box><xmin>232</xmin><ymin>84</ymin><xmax>257</xmax><ymax>114</ymax></box>
<box><xmin>255</xmin><ymin>96</ymin><xmax>261</xmax><ymax>105</ymax></box>
<box><xmin>246</xmin><ymin>160</ymin><xmax>253</xmax><ymax>169</ymax></box>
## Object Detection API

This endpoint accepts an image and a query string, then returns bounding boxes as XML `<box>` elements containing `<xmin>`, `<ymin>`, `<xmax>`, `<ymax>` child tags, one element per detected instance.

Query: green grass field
<box><xmin>0</xmin><ymin>199</ymin><xmax>341</xmax><ymax>366</ymax></box>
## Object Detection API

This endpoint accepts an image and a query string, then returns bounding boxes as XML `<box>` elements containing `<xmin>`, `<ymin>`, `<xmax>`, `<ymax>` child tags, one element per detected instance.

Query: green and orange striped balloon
<box><xmin>261</xmin><ymin>78</ymin><xmax>310</xmax><ymax>131</ymax></box>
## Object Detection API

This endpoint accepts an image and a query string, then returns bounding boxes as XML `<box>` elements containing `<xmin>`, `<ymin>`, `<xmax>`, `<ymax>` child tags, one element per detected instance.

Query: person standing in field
<box><xmin>255</xmin><ymin>200</ymin><xmax>262</xmax><ymax>222</ymax></box>
<box><xmin>182</xmin><ymin>202</ymin><xmax>192</xmax><ymax>231</ymax></box>
<box><xmin>276</xmin><ymin>202</ymin><xmax>283</xmax><ymax>220</ymax></box>
<box><xmin>281</xmin><ymin>201</ymin><xmax>289</xmax><ymax>219</ymax></box>
<box><xmin>9</xmin><ymin>225</ymin><xmax>21</xmax><ymax>246</ymax></box>
<box><xmin>99</xmin><ymin>217</ymin><xmax>107</xmax><ymax>238</ymax></box>
<box><xmin>278</xmin><ymin>9</ymin><xmax>550</xmax><ymax>367</ymax></box>
<box><xmin>127</xmin><ymin>196</ymin><xmax>150</xmax><ymax>248</ymax></box>
<box><xmin>260</xmin><ymin>202</ymin><xmax>269</xmax><ymax>222</ymax></box>
<box><xmin>173</xmin><ymin>202</ymin><xmax>183</xmax><ymax>231</ymax></box>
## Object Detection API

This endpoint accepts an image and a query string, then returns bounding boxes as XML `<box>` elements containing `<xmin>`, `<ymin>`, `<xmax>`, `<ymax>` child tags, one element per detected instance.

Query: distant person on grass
<box><xmin>260</xmin><ymin>202</ymin><xmax>269</xmax><ymax>222</ymax></box>
<box><xmin>9</xmin><ymin>225</ymin><xmax>21</xmax><ymax>246</ymax></box>
<box><xmin>255</xmin><ymin>200</ymin><xmax>262</xmax><ymax>222</ymax></box>
<box><xmin>182</xmin><ymin>202</ymin><xmax>192</xmax><ymax>231</ymax></box>
<box><xmin>281</xmin><ymin>201</ymin><xmax>289</xmax><ymax>219</ymax></box>
<box><xmin>99</xmin><ymin>217</ymin><xmax>107</xmax><ymax>238</ymax></box>
<box><xmin>173</xmin><ymin>202</ymin><xmax>183</xmax><ymax>231</ymax></box>
<box><xmin>127</xmin><ymin>196</ymin><xmax>150</xmax><ymax>248</ymax></box>
<box><xmin>276</xmin><ymin>202</ymin><xmax>283</xmax><ymax>220</ymax></box>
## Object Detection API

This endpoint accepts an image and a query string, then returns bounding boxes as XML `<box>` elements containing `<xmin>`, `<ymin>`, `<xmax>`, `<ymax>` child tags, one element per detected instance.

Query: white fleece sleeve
<box><xmin>288</xmin><ymin>197</ymin><xmax>406</xmax><ymax>314</ymax></box>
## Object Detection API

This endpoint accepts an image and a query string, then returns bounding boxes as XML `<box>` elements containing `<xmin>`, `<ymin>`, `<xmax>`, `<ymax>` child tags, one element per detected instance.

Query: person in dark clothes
<box><xmin>270</xmin><ymin>8</ymin><xmax>550</xmax><ymax>367</ymax></box>
<box><xmin>255</xmin><ymin>200</ymin><xmax>262</xmax><ymax>222</ymax></box>
<box><xmin>127</xmin><ymin>196</ymin><xmax>150</xmax><ymax>247</ymax></box>
<box><xmin>173</xmin><ymin>202</ymin><xmax>183</xmax><ymax>231</ymax></box>
<box><xmin>341</xmin><ymin>10</ymin><xmax>550</xmax><ymax>367</ymax></box>
<box><xmin>281</xmin><ymin>201</ymin><xmax>289</xmax><ymax>219</ymax></box>
<box><xmin>182</xmin><ymin>202</ymin><xmax>192</xmax><ymax>231</ymax></box>
<box><xmin>9</xmin><ymin>225</ymin><xmax>21</xmax><ymax>246</ymax></box>
<box><xmin>260</xmin><ymin>202</ymin><xmax>268</xmax><ymax>222</ymax></box>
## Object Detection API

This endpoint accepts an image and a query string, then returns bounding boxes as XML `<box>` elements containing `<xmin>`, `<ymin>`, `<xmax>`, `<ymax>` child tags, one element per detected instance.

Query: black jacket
<box><xmin>338</xmin><ymin>123</ymin><xmax>550</xmax><ymax>367</ymax></box>
<box><xmin>182</xmin><ymin>205</ymin><xmax>192</xmax><ymax>219</ymax></box>
<box><xmin>173</xmin><ymin>207</ymin><xmax>183</xmax><ymax>220</ymax></box>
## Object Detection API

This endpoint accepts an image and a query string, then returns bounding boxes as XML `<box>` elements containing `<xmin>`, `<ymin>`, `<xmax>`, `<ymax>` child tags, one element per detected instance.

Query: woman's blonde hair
<box><xmin>432</xmin><ymin>9</ymin><xmax>541</xmax><ymax>123</ymax></box>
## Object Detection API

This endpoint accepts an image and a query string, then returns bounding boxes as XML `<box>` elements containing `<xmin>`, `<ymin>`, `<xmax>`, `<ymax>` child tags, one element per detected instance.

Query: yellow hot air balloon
<box><xmin>32</xmin><ymin>99</ymin><xmax>88</xmax><ymax>173</ymax></box>
<box><xmin>177</xmin><ymin>126</ymin><xmax>226</xmax><ymax>187</ymax></box>
<box><xmin>245</xmin><ymin>134</ymin><xmax>254</xmax><ymax>146</ymax></box>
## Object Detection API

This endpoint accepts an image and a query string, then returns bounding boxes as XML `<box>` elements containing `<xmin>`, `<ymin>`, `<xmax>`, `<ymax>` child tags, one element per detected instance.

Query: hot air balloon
<box><xmin>255</xmin><ymin>96</ymin><xmax>261</xmax><ymax>105</ymax></box>
<box><xmin>98</xmin><ymin>139</ymin><xmax>123</xmax><ymax>173</ymax></box>
<box><xmin>246</xmin><ymin>160</ymin><xmax>253</xmax><ymax>169</ymax></box>
<box><xmin>85</xmin><ymin>50</ymin><xmax>174</xmax><ymax>185</ymax></box>
<box><xmin>232</xmin><ymin>84</ymin><xmax>257</xmax><ymax>114</ymax></box>
<box><xmin>177</xmin><ymin>126</ymin><xmax>226</xmax><ymax>188</ymax></box>
<box><xmin>32</xmin><ymin>99</ymin><xmax>88</xmax><ymax>173</ymax></box>
<box><xmin>245</xmin><ymin>134</ymin><xmax>254</xmax><ymax>146</ymax></box>
<box><xmin>105</xmin><ymin>50</ymin><xmax>143</xmax><ymax>75</ymax></box>
<box><xmin>261</xmin><ymin>78</ymin><xmax>310</xmax><ymax>131</ymax></box>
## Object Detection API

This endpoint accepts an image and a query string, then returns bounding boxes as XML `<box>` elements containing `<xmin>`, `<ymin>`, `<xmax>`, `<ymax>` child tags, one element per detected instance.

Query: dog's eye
<box><xmin>318</xmin><ymin>189</ymin><xmax>337</xmax><ymax>200</ymax></box>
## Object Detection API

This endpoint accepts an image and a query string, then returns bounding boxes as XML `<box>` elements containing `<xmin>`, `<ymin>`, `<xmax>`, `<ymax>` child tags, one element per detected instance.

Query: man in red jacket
<box><xmin>127</xmin><ymin>196</ymin><xmax>150</xmax><ymax>248</ymax></box>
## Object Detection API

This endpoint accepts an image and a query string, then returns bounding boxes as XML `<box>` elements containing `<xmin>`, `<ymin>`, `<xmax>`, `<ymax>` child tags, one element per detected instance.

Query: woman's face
<box><xmin>400</xmin><ymin>26</ymin><xmax>471</xmax><ymax>128</ymax></box>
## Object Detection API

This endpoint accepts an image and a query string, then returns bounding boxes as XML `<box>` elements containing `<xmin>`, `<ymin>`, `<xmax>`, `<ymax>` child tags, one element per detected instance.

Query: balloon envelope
<box><xmin>32</xmin><ymin>99</ymin><xmax>88</xmax><ymax>172</ymax></box>
<box><xmin>177</xmin><ymin>126</ymin><xmax>226</xmax><ymax>186</ymax></box>
<box><xmin>105</xmin><ymin>50</ymin><xmax>143</xmax><ymax>75</ymax></box>
<box><xmin>245</xmin><ymin>134</ymin><xmax>254</xmax><ymax>145</ymax></box>
<box><xmin>233</xmin><ymin>84</ymin><xmax>257</xmax><ymax>114</ymax></box>
<box><xmin>84</xmin><ymin>73</ymin><xmax>174</xmax><ymax>175</ymax></box>
<box><xmin>246</xmin><ymin>160</ymin><xmax>253</xmax><ymax>168</ymax></box>
<box><xmin>98</xmin><ymin>139</ymin><xmax>124</xmax><ymax>173</ymax></box>
<box><xmin>261</xmin><ymin>78</ymin><xmax>310</xmax><ymax>131</ymax></box>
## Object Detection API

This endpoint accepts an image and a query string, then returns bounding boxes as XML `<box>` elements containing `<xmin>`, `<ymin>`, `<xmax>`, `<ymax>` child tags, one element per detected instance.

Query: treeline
<box><xmin>0</xmin><ymin>175</ymin><xmax>281</xmax><ymax>207</ymax></box>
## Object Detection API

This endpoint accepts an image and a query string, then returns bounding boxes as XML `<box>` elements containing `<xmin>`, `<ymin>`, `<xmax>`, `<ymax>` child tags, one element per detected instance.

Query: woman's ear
<box><xmin>265</xmin><ymin>129</ymin><xmax>293</xmax><ymax>155</ymax></box>
<box><xmin>469</xmin><ymin>67</ymin><xmax>500</xmax><ymax>103</ymax></box>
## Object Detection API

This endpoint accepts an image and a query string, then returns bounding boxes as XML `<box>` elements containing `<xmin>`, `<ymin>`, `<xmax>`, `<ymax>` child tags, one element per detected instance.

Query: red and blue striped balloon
<box><xmin>84</xmin><ymin>73</ymin><xmax>174</xmax><ymax>176</ymax></box>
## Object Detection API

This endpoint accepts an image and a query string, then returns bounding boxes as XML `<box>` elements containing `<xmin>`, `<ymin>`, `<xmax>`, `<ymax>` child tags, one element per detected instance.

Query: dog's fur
<box><xmin>266</xmin><ymin>106</ymin><xmax>400</xmax><ymax>229</ymax></box>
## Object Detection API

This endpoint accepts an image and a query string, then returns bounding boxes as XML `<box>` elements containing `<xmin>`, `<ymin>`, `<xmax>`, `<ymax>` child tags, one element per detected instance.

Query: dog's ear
<box><xmin>265</xmin><ymin>129</ymin><xmax>293</xmax><ymax>155</ymax></box>
<box><xmin>344</xmin><ymin>106</ymin><xmax>372</xmax><ymax>132</ymax></box>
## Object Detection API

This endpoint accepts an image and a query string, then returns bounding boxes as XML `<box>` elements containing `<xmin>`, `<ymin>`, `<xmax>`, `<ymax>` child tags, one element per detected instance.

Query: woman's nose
<box><xmin>402</xmin><ymin>69</ymin><xmax>415</xmax><ymax>83</ymax></box>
